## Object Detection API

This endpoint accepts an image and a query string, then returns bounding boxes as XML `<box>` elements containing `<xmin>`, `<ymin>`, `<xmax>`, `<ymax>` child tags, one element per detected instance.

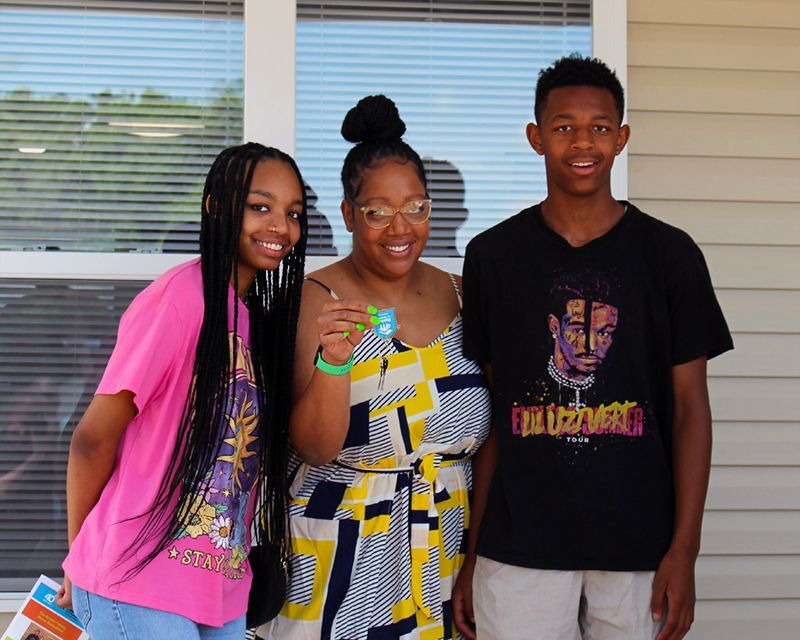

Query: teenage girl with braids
<box><xmin>55</xmin><ymin>143</ymin><xmax>308</xmax><ymax>639</ymax></box>
<box><xmin>262</xmin><ymin>96</ymin><xmax>491</xmax><ymax>639</ymax></box>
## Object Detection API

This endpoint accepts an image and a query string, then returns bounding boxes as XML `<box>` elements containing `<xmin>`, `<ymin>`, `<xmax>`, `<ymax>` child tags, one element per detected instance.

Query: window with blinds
<box><xmin>0</xmin><ymin>0</ymin><xmax>242</xmax><ymax>592</ymax></box>
<box><xmin>0</xmin><ymin>0</ymin><xmax>243</xmax><ymax>253</ymax></box>
<box><xmin>296</xmin><ymin>0</ymin><xmax>591</xmax><ymax>256</ymax></box>
<box><xmin>0</xmin><ymin>279</ymin><xmax>145</xmax><ymax>592</ymax></box>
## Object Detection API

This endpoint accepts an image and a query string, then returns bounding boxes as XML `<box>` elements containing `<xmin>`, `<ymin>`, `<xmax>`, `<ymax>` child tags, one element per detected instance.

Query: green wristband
<box><xmin>314</xmin><ymin>347</ymin><xmax>354</xmax><ymax>375</ymax></box>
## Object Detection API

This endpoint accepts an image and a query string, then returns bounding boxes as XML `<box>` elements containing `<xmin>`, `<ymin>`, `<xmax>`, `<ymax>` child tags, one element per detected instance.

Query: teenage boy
<box><xmin>455</xmin><ymin>55</ymin><xmax>733</xmax><ymax>640</ymax></box>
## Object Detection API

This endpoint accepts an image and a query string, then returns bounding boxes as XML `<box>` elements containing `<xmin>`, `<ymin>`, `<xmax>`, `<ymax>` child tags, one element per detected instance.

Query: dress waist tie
<box><xmin>333</xmin><ymin>452</ymin><xmax>468</xmax><ymax>620</ymax></box>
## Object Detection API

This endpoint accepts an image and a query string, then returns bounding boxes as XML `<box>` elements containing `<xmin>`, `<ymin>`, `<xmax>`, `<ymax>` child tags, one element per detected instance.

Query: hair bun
<box><xmin>341</xmin><ymin>95</ymin><xmax>406</xmax><ymax>144</ymax></box>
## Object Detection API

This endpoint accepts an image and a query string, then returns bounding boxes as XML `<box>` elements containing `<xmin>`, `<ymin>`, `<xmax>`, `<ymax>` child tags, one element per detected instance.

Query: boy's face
<box><xmin>526</xmin><ymin>85</ymin><xmax>629</xmax><ymax>200</ymax></box>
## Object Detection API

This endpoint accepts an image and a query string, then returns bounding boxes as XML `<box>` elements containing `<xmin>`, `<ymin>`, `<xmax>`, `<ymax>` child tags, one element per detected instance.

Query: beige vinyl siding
<box><xmin>628</xmin><ymin>0</ymin><xmax>800</xmax><ymax>29</ymax></box>
<box><xmin>628</xmin><ymin>67</ymin><xmax>799</xmax><ymax>115</ymax></box>
<box><xmin>628</xmin><ymin>1</ymin><xmax>800</xmax><ymax>637</ymax></box>
<box><xmin>629</xmin><ymin>201</ymin><xmax>800</xmax><ymax>245</ymax></box>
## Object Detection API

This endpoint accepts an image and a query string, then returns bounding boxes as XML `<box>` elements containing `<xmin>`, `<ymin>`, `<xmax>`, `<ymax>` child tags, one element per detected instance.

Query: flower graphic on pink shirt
<box><xmin>183</xmin><ymin>495</ymin><xmax>216</xmax><ymax>539</ymax></box>
<box><xmin>210</xmin><ymin>515</ymin><xmax>233</xmax><ymax>549</ymax></box>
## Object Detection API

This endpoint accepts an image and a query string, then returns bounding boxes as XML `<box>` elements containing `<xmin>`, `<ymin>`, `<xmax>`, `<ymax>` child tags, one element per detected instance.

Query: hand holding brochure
<box><xmin>2</xmin><ymin>576</ymin><xmax>89</xmax><ymax>640</ymax></box>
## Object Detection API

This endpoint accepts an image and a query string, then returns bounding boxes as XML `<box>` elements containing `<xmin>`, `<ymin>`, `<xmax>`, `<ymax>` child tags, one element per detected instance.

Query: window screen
<box><xmin>296</xmin><ymin>0</ymin><xmax>591</xmax><ymax>256</ymax></box>
<box><xmin>0</xmin><ymin>279</ymin><xmax>145</xmax><ymax>591</ymax></box>
<box><xmin>0</xmin><ymin>0</ymin><xmax>243</xmax><ymax>254</ymax></box>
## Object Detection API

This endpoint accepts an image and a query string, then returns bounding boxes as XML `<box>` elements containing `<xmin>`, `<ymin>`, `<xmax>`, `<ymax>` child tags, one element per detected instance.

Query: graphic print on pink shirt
<box><xmin>165</xmin><ymin>334</ymin><xmax>260</xmax><ymax>580</ymax></box>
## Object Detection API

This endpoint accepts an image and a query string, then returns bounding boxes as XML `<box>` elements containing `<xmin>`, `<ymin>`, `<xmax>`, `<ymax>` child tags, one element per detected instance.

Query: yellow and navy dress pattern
<box><xmin>265</xmin><ymin>277</ymin><xmax>491</xmax><ymax>640</ymax></box>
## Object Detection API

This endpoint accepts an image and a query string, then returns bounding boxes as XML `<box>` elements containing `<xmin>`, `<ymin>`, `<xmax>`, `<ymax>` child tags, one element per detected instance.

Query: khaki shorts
<box><xmin>473</xmin><ymin>556</ymin><xmax>663</xmax><ymax>640</ymax></box>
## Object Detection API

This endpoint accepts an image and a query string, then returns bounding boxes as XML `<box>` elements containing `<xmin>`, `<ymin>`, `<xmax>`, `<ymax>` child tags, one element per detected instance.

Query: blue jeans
<box><xmin>72</xmin><ymin>584</ymin><xmax>246</xmax><ymax>640</ymax></box>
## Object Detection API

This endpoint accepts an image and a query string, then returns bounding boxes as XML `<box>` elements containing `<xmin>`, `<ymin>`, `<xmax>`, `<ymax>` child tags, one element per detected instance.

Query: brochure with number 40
<box><xmin>2</xmin><ymin>575</ymin><xmax>89</xmax><ymax>640</ymax></box>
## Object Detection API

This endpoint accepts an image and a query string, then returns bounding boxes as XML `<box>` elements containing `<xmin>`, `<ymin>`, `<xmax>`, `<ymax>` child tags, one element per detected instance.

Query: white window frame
<box><xmin>0</xmin><ymin>0</ymin><xmax>625</xmax><ymax>606</ymax></box>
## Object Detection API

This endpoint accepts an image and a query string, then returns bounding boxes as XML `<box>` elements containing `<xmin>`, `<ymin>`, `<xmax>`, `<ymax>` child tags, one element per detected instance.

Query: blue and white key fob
<box><xmin>374</xmin><ymin>308</ymin><xmax>398</xmax><ymax>339</ymax></box>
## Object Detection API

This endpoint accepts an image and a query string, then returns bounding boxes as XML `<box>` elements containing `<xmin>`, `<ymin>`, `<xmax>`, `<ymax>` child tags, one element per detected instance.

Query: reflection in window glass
<box><xmin>0</xmin><ymin>1</ymin><xmax>243</xmax><ymax>253</ymax></box>
<box><xmin>0</xmin><ymin>279</ymin><xmax>145</xmax><ymax>590</ymax></box>
<box><xmin>296</xmin><ymin>4</ymin><xmax>591</xmax><ymax>256</ymax></box>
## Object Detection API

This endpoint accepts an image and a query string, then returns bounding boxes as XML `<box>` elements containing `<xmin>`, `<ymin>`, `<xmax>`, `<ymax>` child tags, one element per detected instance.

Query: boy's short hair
<box><xmin>535</xmin><ymin>54</ymin><xmax>625</xmax><ymax>124</ymax></box>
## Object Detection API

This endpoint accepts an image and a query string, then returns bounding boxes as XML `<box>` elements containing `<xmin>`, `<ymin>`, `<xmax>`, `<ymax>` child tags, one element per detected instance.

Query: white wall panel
<box><xmin>627</xmin><ymin>112</ymin><xmax>800</xmax><ymax>159</ymax></box>
<box><xmin>713</xmin><ymin>422</ymin><xmax>800</xmax><ymax>466</ymax></box>
<box><xmin>630</xmin><ymin>200</ymin><xmax>800</xmax><ymax>247</ymax></box>
<box><xmin>628</xmin><ymin>67</ymin><xmax>800</xmax><ymax>116</ymax></box>
<box><xmin>708</xmin><ymin>333</ymin><xmax>800</xmax><ymax>378</ymax></box>
<box><xmin>696</xmin><ymin>555</ymin><xmax>800</xmax><ymax>599</ymax></box>
<box><xmin>629</xmin><ymin>23</ymin><xmax>800</xmax><ymax>71</ymax></box>
<box><xmin>629</xmin><ymin>1</ymin><xmax>800</xmax><ymax>634</ymax></box>
<box><xmin>707</xmin><ymin>467</ymin><xmax>800</xmax><ymax>510</ymax></box>
<box><xmin>630</xmin><ymin>156</ymin><xmax>800</xmax><ymax>202</ymax></box>
<box><xmin>701</xmin><ymin>245</ymin><xmax>800</xmax><ymax>290</ymax></box>
<box><xmin>702</xmin><ymin>511</ymin><xmax>800</xmax><ymax>554</ymax></box>
<box><xmin>691</xmin><ymin>600</ymin><xmax>800</xmax><ymax>640</ymax></box>
<box><xmin>708</xmin><ymin>378</ymin><xmax>795</xmax><ymax>421</ymax></box>
<box><xmin>629</xmin><ymin>0</ymin><xmax>800</xmax><ymax>29</ymax></box>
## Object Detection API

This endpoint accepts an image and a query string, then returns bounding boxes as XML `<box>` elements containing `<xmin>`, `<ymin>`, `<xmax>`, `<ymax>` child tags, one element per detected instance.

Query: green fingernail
<box><xmin>356</xmin><ymin>323</ymin><xmax>365</xmax><ymax>331</ymax></box>
<box><xmin>367</xmin><ymin>305</ymin><xmax>378</xmax><ymax>314</ymax></box>
<box><xmin>343</xmin><ymin>331</ymin><xmax>350</xmax><ymax>337</ymax></box>
<box><xmin>370</xmin><ymin>315</ymin><xmax>380</xmax><ymax>325</ymax></box>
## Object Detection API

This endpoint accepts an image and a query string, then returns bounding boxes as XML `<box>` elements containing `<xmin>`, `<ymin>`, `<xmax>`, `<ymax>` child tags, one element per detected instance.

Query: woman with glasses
<box><xmin>262</xmin><ymin>95</ymin><xmax>491</xmax><ymax>639</ymax></box>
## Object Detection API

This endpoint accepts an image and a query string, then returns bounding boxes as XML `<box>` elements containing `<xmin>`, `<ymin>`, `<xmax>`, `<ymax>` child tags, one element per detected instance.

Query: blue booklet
<box><xmin>2</xmin><ymin>576</ymin><xmax>89</xmax><ymax>640</ymax></box>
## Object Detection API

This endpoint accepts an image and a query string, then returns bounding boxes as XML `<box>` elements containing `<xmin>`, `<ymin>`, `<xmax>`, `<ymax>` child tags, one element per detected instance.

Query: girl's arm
<box><xmin>290</xmin><ymin>281</ymin><xmax>375</xmax><ymax>466</ymax></box>
<box><xmin>56</xmin><ymin>391</ymin><xmax>137</xmax><ymax>607</ymax></box>
<box><xmin>67</xmin><ymin>391</ymin><xmax>137</xmax><ymax>544</ymax></box>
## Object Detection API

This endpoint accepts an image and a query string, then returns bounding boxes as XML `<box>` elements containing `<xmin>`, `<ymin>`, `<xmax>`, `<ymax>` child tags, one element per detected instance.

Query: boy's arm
<box><xmin>453</xmin><ymin>364</ymin><xmax>498</xmax><ymax>640</ymax></box>
<box><xmin>652</xmin><ymin>357</ymin><xmax>712</xmax><ymax>640</ymax></box>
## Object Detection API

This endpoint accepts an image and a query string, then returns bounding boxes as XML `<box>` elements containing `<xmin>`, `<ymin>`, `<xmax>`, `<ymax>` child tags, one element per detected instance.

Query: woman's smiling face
<box><xmin>344</xmin><ymin>158</ymin><xmax>429</xmax><ymax>280</ymax></box>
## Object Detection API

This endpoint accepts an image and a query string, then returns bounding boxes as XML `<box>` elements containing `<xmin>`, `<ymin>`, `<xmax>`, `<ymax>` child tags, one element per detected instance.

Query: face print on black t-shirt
<box><xmin>511</xmin><ymin>266</ymin><xmax>646</xmax><ymax>453</ymax></box>
<box><xmin>548</xmin><ymin>297</ymin><xmax>618</xmax><ymax>383</ymax></box>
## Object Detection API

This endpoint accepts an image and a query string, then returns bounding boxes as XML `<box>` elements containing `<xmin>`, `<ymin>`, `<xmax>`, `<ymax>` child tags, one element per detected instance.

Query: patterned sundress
<box><xmin>264</xmin><ymin>275</ymin><xmax>491</xmax><ymax>640</ymax></box>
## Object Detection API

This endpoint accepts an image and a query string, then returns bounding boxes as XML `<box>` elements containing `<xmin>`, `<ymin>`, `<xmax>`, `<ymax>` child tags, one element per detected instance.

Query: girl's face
<box><xmin>236</xmin><ymin>159</ymin><xmax>303</xmax><ymax>290</ymax></box>
<box><xmin>344</xmin><ymin>158</ymin><xmax>429</xmax><ymax>280</ymax></box>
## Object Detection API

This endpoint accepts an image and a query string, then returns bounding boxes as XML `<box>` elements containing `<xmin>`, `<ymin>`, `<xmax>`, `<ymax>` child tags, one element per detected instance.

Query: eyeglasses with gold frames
<box><xmin>348</xmin><ymin>198</ymin><xmax>432</xmax><ymax>230</ymax></box>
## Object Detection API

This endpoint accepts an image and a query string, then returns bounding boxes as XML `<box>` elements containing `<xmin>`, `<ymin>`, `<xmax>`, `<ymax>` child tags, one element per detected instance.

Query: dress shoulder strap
<box><xmin>305</xmin><ymin>276</ymin><xmax>340</xmax><ymax>300</ymax></box>
<box><xmin>448</xmin><ymin>273</ymin><xmax>462</xmax><ymax>309</ymax></box>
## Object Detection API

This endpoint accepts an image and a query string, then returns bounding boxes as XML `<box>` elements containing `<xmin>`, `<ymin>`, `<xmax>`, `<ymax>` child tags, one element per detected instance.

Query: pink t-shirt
<box><xmin>64</xmin><ymin>258</ymin><xmax>261</xmax><ymax>626</ymax></box>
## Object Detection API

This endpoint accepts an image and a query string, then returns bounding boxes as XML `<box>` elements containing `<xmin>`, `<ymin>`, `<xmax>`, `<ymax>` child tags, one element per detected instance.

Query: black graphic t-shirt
<box><xmin>462</xmin><ymin>202</ymin><xmax>733</xmax><ymax>571</ymax></box>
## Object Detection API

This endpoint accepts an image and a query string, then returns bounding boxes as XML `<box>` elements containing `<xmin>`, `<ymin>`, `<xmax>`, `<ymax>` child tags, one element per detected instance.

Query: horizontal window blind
<box><xmin>296</xmin><ymin>0</ymin><xmax>591</xmax><ymax>256</ymax></box>
<box><xmin>0</xmin><ymin>279</ymin><xmax>145</xmax><ymax>592</ymax></box>
<box><xmin>0</xmin><ymin>0</ymin><xmax>243</xmax><ymax>253</ymax></box>
<box><xmin>2</xmin><ymin>1</ymin><xmax>242</xmax><ymax>17</ymax></box>
<box><xmin>297</xmin><ymin>1</ymin><xmax>591</xmax><ymax>24</ymax></box>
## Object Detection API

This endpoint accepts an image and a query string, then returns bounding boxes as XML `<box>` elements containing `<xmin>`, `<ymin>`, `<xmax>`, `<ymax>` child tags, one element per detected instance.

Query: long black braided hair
<box><xmin>121</xmin><ymin>142</ymin><xmax>307</xmax><ymax>580</ymax></box>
